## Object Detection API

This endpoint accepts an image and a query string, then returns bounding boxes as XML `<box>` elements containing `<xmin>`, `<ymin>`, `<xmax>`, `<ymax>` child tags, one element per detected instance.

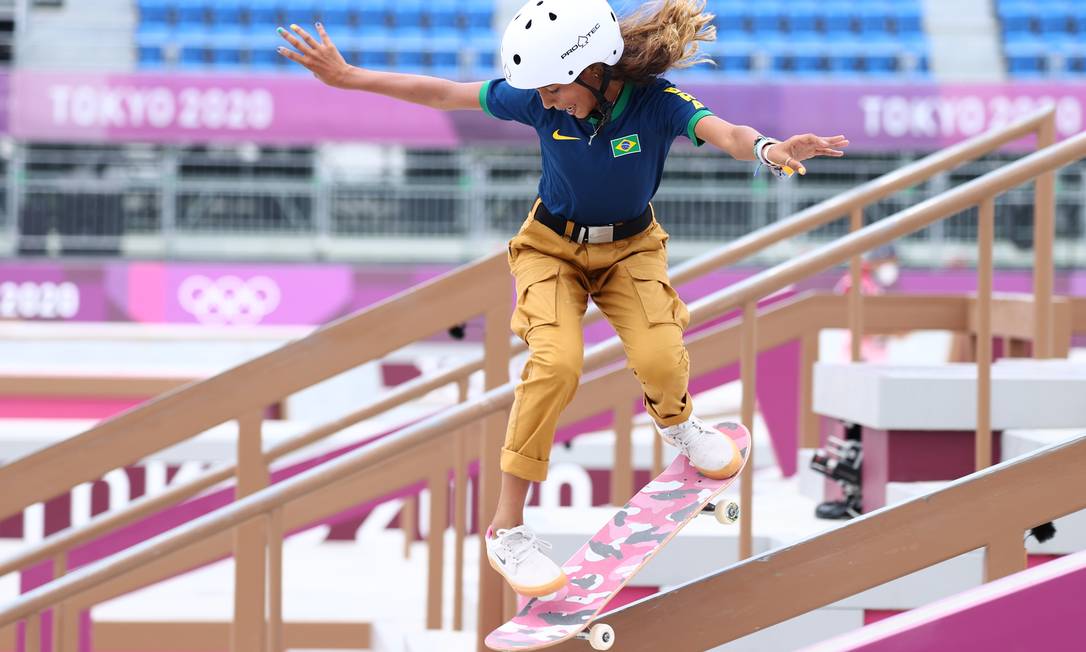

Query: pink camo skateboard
<box><xmin>485</xmin><ymin>422</ymin><xmax>751</xmax><ymax>651</ymax></box>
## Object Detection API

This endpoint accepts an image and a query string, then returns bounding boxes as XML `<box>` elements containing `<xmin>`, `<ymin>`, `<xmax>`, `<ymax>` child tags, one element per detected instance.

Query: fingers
<box><xmin>288</xmin><ymin>23</ymin><xmax>322</xmax><ymax>49</ymax></box>
<box><xmin>276</xmin><ymin>25</ymin><xmax>311</xmax><ymax>53</ymax></box>
<box><xmin>277</xmin><ymin>45</ymin><xmax>303</xmax><ymax>63</ymax></box>
<box><xmin>779</xmin><ymin>153</ymin><xmax>805</xmax><ymax>176</ymax></box>
<box><xmin>315</xmin><ymin>22</ymin><xmax>334</xmax><ymax>47</ymax></box>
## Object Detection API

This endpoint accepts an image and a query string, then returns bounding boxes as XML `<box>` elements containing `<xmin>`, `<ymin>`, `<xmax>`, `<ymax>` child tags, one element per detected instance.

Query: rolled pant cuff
<box><xmin>500</xmin><ymin>448</ymin><xmax>549</xmax><ymax>483</ymax></box>
<box><xmin>650</xmin><ymin>395</ymin><xmax>694</xmax><ymax>428</ymax></box>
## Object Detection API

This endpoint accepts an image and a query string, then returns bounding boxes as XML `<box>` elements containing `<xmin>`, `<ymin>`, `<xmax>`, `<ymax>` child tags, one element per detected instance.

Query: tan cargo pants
<box><xmin>502</xmin><ymin>199</ymin><xmax>693</xmax><ymax>482</ymax></box>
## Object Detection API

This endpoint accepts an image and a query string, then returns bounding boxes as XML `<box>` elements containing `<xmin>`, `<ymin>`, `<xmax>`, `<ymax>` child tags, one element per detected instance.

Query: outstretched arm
<box><xmin>694</xmin><ymin>115</ymin><xmax>849</xmax><ymax>175</ymax></box>
<box><xmin>277</xmin><ymin>23</ymin><xmax>484</xmax><ymax>112</ymax></box>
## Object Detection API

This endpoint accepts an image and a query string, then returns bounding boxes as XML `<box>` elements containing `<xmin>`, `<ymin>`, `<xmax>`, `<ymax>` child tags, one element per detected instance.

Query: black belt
<box><xmin>533</xmin><ymin>200</ymin><xmax>654</xmax><ymax>244</ymax></box>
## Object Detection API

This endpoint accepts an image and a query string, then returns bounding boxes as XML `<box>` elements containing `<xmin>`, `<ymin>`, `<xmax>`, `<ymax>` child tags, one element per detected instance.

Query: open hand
<box><xmin>276</xmin><ymin>23</ymin><xmax>352</xmax><ymax>88</ymax></box>
<box><xmin>767</xmin><ymin>134</ymin><xmax>850</xmax><ymax>176</ymax></box>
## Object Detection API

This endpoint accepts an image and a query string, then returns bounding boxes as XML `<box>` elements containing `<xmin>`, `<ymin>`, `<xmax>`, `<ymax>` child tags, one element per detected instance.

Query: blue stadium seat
<box><xmin>427</xmin><ymin>0</ymin><xmax>460</xmax><ymax>31</ymax></box>
<box><xmin>250</xmin><ymin>46</ymin><xmax>284</xmax><ymax>70</ymax></box>
<box><xmin>1074</xmin><ymin>6</ymin><xmax>1086</xmax><ymax>33</ymax></box>
<box><xmin>823</xmin><ymin>7</ymin><xmax>856</xmax><ymax>35</ymax></box>
<box><xmin>211</xmin><ymin>45</ymin><xmax>243</xmax><ymax>68</ymax></box>
<box><xmin>174</xmin><ymin>0</ymin><xmax>207</xmax><ymax>29</ymax></box>
<box><xmin>793</xmin><ymin>51</ymin><xmax>825</xmax><ymax>75</ymax></box>
<box><xmin>247</xmin><ymin>0</ymin><xmax>280</xmax><ymax>28</ymax></box>
<box><xmin>210</xmin><ymin>0</ymin><xmax>243</xmax><ymax>28</ymax></box>
<box><xmin>178</xmin><ymin>44</ymin><xmax>209</xmax><ymax>68</ymax></box>
<box><xmin>465</xmin><ymin>0</ymin><xmax>494</xmax><ymax>35</ymax></box>
<box><xmin>893</xmin><ymin>6</ymin><xmax>924</xmax><ymax>35</ymax></box>
<box><xmin>999</xmin><ymin>6</ymin><xmax>1034</xmax><ymax>35</ymax></box>
<box><xmin>358</xmin><ymin>46</ymin><xmax>392</xmax><ymax>70</ymax></box>
<box><xmin>138</xmin><ymin>45</ymin><xmax>166</xmax><ymax>67</ymax></box>
<box><xmin>750</xmin><ymin>6</ymin><xmax>782</xmax><ymax>34</ymax></box>
<box><xmin>710</xmin><ymin>0</ymin><xmax>747</xmax><ymax>34</ymax></box>
<box><xmin>865</xmin><ymin>53</ymin><xmax>898</xmax><ymax>75</ymax></box>
<box><xmin>859</xmin><ymin>6</ymin><xmax>891</xmax><ymax>34</ymax></box>
<box><xmin>1039</xmin><ymin>7</ymin><xmax>1072</xmax><ymax>34</ymax></box>
<box><xmin>358</xmin><ymin>0</ymin><xmax>390</xmax><ymax>31</ymax></box>
<box><xmin>321</xmin><ymin>0</ymin><xmax>354</xmax><ymax>29</ymax></box>
<box><xmin>137</xmin><ymin>20</ymin><xmax>174</xmax><ymax>46</ymax></box>
<box><xmin>1006</xmin><ymin>40</ymin><xmax>1048</xmax><ymax>76</ymax></box>
<box><xmin>787</xmin><ymin>7</ymin><xmax>819</xmax><ymax>35</ymax></box>
<box><xmin>138</xmin><ymin>0</ymin><xmax>171</xmax><ymax>26</ymax></box>
<box><xmin>392</xmin><ymin>0</ymin><xmax>425</xmax><ymax>32</ymax></box>
<box><xmin>279</xmin><ymin>0</ymin><xmax>318</xmax><ymax>28</ymax></box>
<box><xmin>1008</xmin><ymin>55</ymin><xmax>1045</xmax><ymax>76</ymax></box>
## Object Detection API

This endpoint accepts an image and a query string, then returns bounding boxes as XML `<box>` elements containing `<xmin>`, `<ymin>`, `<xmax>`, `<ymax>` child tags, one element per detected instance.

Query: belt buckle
<box><xmin>585</xmin><ymin>225</ymin><xmax>614</xmax><ymax>244</ymax></box>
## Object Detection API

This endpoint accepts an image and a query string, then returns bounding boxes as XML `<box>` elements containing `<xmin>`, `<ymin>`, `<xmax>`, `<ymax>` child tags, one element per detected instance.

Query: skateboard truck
<box><xmin>575</xmin><ymin>623</ymin><xmax>614</xmax><ymax>650</ymax></box>
<box><xmin>700</xmin><ymin>500</ymin><xmax>740</xmax><ymax>524</ymax></box>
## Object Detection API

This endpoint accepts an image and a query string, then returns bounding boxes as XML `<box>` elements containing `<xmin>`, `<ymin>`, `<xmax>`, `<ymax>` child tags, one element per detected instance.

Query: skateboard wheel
<box><xmin>715</xmin><ymin>501</ymin><xmax>740</xmax><ymax>525</ymax></box>
<box><xmin>588</xmin><ymin>623</ymin><xmax>614</xmax><ymax>650</ymax></box>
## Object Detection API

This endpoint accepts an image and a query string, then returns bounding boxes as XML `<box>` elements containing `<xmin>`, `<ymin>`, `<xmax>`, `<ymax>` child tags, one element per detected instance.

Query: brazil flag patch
<box><xmin>610</xmin><ymin>134</ymin><xmax>642</xmax><ymax>158</ymax></box>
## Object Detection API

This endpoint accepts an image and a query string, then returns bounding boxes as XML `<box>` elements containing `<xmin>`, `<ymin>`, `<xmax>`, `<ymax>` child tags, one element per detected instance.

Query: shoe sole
<box><xmin>693</xmin><ymin>435</ymin><xmax>744</xmax><ymax>480</ymax></box>
<box><xmin>486</xmin><ymin>556</ymin><xmax>569</xmax><ymax>597</ymax></box>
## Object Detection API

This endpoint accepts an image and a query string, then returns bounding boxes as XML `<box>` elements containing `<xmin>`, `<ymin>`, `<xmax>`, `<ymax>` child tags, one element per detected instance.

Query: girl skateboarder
<box><xmin>277</xmin><ymin>0</ymin><xmax>848</xmax><ymax>597</ymax></box>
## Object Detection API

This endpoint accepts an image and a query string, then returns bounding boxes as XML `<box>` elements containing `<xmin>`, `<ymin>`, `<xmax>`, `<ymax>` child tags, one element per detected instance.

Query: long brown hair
<box><xmin>611</xmin><ymin>0</ymin><xmax>716</xmax><ymax>85</ymax></box>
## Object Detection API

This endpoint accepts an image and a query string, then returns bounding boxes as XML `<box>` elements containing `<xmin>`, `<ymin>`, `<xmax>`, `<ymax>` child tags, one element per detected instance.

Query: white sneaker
<box><xmin>656</xmin><ymin>416</ymin><xmax>742</xmax><ymax>479</ymax></box>
<box><xmin>485</xmin><ymin>525</ymin><xmax>568</xmax><ymax>597</ymax></box>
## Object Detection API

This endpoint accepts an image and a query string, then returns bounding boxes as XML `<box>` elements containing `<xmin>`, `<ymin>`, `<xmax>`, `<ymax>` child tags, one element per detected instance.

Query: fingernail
<box><xmin>277</xmin><ymin>27</ymin><xmax>286</xmax><ymax>34</ymax></box>
<box><xmin>290</xmin><ymin>24</ymin><xmax>300</xmax><ymax>31</ymax></box>
<box><xmin>316</xmin><ymin>22</ymin><xmax>322</xmax><ymax>28</ymax></box>
<box><xmin>277</xmin><ymin>47</ymin><xmax>285</xmax><ymax>53</ymax></box>
<box><xmin>799</xmin><ymin>167</ymin><xmax>807</xmax><ymax>176</ymax></box>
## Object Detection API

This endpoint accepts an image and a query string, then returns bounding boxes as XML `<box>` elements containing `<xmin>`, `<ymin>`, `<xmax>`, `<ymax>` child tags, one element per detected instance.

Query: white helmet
<box><xmin>500</xmin><ymin>0</ymin><xmax>625</xmax><ymax>90</ymax></box>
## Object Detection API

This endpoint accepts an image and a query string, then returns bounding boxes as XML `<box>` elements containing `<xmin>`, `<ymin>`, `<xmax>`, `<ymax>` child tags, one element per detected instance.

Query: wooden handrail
<box><xmin>0</xmin><ymin>108</ymin><xmax>1057</xmax><ymax>588</ymax></box>
<box><xmin>687</xmin><ymin>130</ymin><xmax>1086</xmax><ymax>324</ymax></box>
<box><xmin>2</xmin><ymin>108</ymin><xmax>1072</xmax><ymax>648</ymax></box>
<box><xmin>0</xmin><ymin>289</ymin><xmax>1067</xmax><ymax>627</ymax></box>
<box><xmin>0</xmin><ymin>252</ymin><xmax>509</xmax><ymax>519</ymax></box>
<box><xmin>544</xmin><ymin>434</ymin><xmax>1086</xmax><ymax>652</ymax></box>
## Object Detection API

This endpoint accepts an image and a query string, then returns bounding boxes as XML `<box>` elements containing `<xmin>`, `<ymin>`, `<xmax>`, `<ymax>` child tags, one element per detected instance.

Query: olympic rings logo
<box><xmin>177</xmin><ymin>275</ymin><xmax>281</xmax><ymax>325</ymax></box>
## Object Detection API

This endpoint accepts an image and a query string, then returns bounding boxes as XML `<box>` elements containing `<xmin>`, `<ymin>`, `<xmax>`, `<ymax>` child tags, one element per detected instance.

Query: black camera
<box><xmin>810</xmin><ymin>433</ymin><xmax>863</xmax><ymax>519</ymax></box>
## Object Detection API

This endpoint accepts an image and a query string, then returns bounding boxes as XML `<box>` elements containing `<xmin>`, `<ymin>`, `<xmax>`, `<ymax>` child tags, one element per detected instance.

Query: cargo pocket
<box><xmin>511</xmin><ymin>264</ymin><xmax>560</xmax><ymax>340</ymax></box>
<box><xmin>628</xmin><ymin>264</ymin><xmax>689</xmax><ymax>329</ymax></box>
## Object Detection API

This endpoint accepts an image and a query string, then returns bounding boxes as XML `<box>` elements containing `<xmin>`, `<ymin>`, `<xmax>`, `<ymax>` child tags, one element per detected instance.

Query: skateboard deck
<box><xmin>485</xmin><ymin>422</ymin><xmax>751</xmax><ymax>651</ymax></box>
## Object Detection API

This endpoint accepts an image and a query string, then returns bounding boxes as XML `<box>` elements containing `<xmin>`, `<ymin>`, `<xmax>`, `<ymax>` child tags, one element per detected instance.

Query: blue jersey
<box><xmin>479</xmin><ymin>77</ymin><xmax>714</xmax><ymax>226</ymax></box>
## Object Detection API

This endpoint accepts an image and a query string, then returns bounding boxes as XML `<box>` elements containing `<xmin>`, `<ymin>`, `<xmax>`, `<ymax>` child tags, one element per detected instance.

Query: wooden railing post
<box><xmin>266</xmin><ymin>507</ymin><xmax>284</xmax><ymax>652</ymax></box>
<box><xmin>985</xmin><ymin>530</ymin><xmax>1027</xmax><ymax>582</ymax></box>
<box><xmin>26</xmin><ymin>613</ymin><xmax>41</xmax><ymax>652</ymax></box>
<box><xmin>233</xmin><ymin>410</ymin><xmax>268</xmax><ymax>652</ymax></box>
<box><xmin>1033</xmin><ymin>115</ymin><xmax>1056</xmax><ymax>358</ymax></box>
<box><xmin>611</xmin><ymin>399</ymin><xmax>634</xmax><ymax>506</ymax></box>
<box><xmin>976</xmin><ymin>199</ymin><xmax>994</xmax><ymax>472</ymax></box>
<box><xmin>50</xmin><ymin>555</ymin><xmax>65</xmax><ymax>651</ymax></box>
<box><xmin>849</xmin><ymin>208</ymin><xmax>865</xmax><ymax>362</ymax></box>
<box><xmin>651</xmin><ymin>431</ymin><xmax>663</xmax><ymax>477</ymax></box>
<box><xmin>452</xmin><ymin>428</ymin><xmax>468</xmax><ymax>631</ymax></box>
<box><xmin>739</xmin><ymin>301</ymin><xmax>758</xmax><ymax>560</ymax></box>
<box><xmin>478</xmin><ymin>297</ymin><xmax>511</xmax><ymax>650</ymax></box>
<box><xmin>426</xmin><ymin>469</ymin><xmax>449</xmax><ymax>629</ymax></box>
<box><xmin>799</xmin><ymin>332</ymin><xmax>820</xmax><ymax>450</ymax></box>
<box><xmin>402</xmin><ymin>496</ymin><xmax>417</xmax><ymax>559</ymax></box>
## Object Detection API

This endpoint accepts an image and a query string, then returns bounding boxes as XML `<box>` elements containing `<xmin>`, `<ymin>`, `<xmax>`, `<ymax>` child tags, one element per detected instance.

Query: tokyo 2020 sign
<box><xmin>3</xmin><ymin>70</ymin><xmax>1084</xmax><ymax>151</ymax></box>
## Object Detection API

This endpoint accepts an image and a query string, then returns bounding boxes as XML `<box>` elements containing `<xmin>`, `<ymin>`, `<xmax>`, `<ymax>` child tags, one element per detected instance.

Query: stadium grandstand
<box><xmin>0</xmin><ymin>1</ymin><xmax>1084</xmax><ymax>651</ymax></box>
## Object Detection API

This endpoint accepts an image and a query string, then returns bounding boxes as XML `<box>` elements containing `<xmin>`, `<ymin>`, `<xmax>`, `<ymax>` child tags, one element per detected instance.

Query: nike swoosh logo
<box><xmin>494</xmin><ymin>552</ymin><xmax>507</xmax><ymax>564</ymax></box>
<box><xmin>552</xmin><ymin>129</ymin><xmax>581</xmax><ymax>141</ymax></box>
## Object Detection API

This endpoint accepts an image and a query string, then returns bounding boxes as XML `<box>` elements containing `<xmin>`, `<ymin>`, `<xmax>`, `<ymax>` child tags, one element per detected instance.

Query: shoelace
<box><xmin>494</xmin><ymin>526</ymin><xmax>553</xmax><ymax>570</ymax></box>
<box><xmin>670</xmin><ymin>421</ymin><xmax>716</xmax><ymax>459</ymax></box>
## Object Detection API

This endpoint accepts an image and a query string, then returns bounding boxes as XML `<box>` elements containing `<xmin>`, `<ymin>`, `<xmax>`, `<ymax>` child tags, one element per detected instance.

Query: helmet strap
<box><xmin>574</xmin><ymin>65</ymin><xmax>617</xmax><ymax>145</ymax></box>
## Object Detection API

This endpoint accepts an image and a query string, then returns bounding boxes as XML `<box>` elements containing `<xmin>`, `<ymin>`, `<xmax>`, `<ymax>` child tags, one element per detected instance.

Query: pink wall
<box><xmin>802</xmin><ymin>550</ymin><xmax>1086</xmax><ymax>652</ymax></box>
